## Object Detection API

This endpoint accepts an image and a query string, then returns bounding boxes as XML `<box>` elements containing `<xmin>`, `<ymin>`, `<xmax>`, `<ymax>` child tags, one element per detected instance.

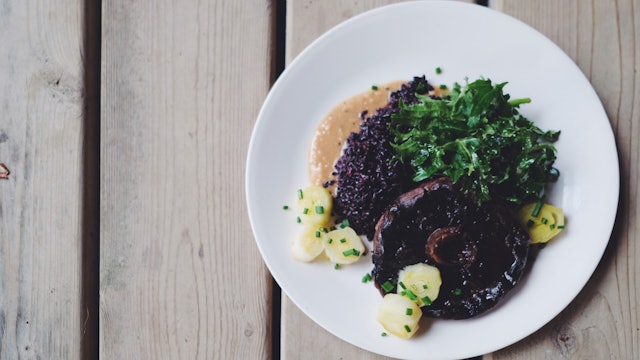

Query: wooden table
<box><xmin>0</xmin><ymin>0</ymin><xmax>637</xmax><ymax>359</ymax></box>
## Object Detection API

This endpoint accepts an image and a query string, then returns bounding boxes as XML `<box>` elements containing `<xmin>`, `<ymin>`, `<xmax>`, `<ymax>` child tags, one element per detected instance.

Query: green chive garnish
<box><xmin>381</xmin><ymin>332</ymin><xmax>388</xmax><ymax>337</ymax></box>
<box><xmin>453</xmin><ymin>288</ymin><xmax>462</xmax><ymax>295</ymax></box>
<box><xmin>404</xmin><ymin>325</ymin><xmax>411</xmax><ymax>333</ymax></box>
<box><xmin>303</xmin><ymin>208</ymin><xmax>309</xmax><ymax>214</ymax></box>
<box><xmin>526</xmin><ymin>219</ymin><xmax>535</xmax><ymax>228</ymax></box>
<box><xmin>315</xmin><ymin>205</ymin><xmax>324</xmax><ymax>214</ymax></box>
<box><xmin>341</xmin><ymin>219</ymin><xmax>350</xmax><ymax>228</ymax></box>
<box><xmin>398</xmin><ymin>281</ymin><xmax>407</xmax><ymax>290</ymax></box>
<box><xmin>315</xmin><ymin>231</ymin><xmax>321</xmax><ymax>238</ymax></box>
<box><xmin>371</xmin><ymin>85</ymin><xmax>379</xmax><ymax>91</ymax></box>
<box><xmin>297</xmin><ymin>189</ymin><xmax>303</xmax><ymax>199</ymax></box>
<box><xmin>339</xmin><ymin>238</ymin><xmax>346</xmax><ymax>244</ymax></box>
<box><xmin>404</xmin><ymin>290</ymin><xmax>418</xmax><ymax>301</ymax></box>
<box><xmin>531</xmin><ymin>199</ymin><xmax>543</xmax><ymax>217</ymax></box>
<box><xmin>334</xmin><ymin>264</ymin><xmax>340</xmax><ymax>270</ymax></box>
<box><xmin>342</xmin><ymin>248</ymin><xmax>360</xmax><ymax>257</ymax></box>
<box><xmin>550</xmin><ymin>224</ymin><xmax>556</xmax><ymax>230</ymax></box>
<box><xmin>541</xmin><ymin>217</ymin><xmax>548</xmax><ymax>224</ymax></box>
<box><xmin>435</xmin><ymin>67</ymin><xmax>442</xmax><ymax>74</ymax></box>
<box><xmin>362</xmin><ymin>273</ymin><xmax>372</xmax><ymax>283</ymax></box>
<box><xmin>283</xmin><ymin>205</ymin><xmax>289</xmax><ymax>210</ymax></box>
<box><xmin>405</xmin><ymin>308</ymin><xmax>413</xmax><ymax>316</ymax></box>
<box><xmin>422</xmin><ymin>296</ymin><xmax>433</xmax><ymax>305</ymax></box>
<box><xmin>327</xmin><ymin>238</ymin><xmax>333</xmax><ymax>244</ymax></box>
<box><xmin>381</xmin><ymin>281</ymin><xmax>394</xmax><ymax>292</ymax></box>
<box><xmin>439</xmin><ymin>84</ymin><xmax>447</xmax><ymax>90</ymax></box>
<box><xmin>422</xmin><ymin>284</ymin><xmax>428</xmax><ymax>289</ymax></box>
<box><xmin>296</xmin><ymin>217</ymin><xmax>301</xmax><ymax>223</ymax></box>
<box><xmin>557</xmin><ymin>225</ymin><xmax>565</xmax><ymax>229</ymax></box>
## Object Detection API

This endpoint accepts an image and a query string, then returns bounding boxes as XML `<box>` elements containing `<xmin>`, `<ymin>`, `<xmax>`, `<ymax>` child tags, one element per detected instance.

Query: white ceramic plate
<box><xmin>246</xmin><ymin>1</ymin><xmax>619</xmax><ymax>359</ymax></box>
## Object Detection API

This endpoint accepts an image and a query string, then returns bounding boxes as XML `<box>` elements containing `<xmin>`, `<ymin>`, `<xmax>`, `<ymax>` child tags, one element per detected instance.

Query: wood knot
<box><xmin>551</xmin><ymin>323</ymin><xmax>577</xmax><ymax>356</ymax></box>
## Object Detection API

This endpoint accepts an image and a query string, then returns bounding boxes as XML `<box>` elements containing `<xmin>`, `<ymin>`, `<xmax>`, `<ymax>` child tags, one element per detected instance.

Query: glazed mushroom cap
<box><xmin>372</xmin><ymin>177</ymin><xmax>530</xmax><ymax>319</ymax></box>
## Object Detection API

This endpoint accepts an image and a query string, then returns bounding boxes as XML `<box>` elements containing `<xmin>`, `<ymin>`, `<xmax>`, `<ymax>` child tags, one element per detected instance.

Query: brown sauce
<box><xmin>308</xmin><ymin>81</ymin><xmax>405</xmax><ymax>193</ymax></box>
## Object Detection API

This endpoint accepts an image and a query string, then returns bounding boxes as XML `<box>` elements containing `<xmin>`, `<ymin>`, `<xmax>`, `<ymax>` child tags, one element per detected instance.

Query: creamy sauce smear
<box><xmin>308</xmin><ymin>81</ymin><xmax>405</xmax><ymax>193</ymax></box>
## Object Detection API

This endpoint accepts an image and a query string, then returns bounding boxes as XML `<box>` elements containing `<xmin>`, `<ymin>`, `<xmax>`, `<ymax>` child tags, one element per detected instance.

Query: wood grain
<box><xmin>100</xmin><ymin>1</ymin><xmax>274</xmax><ymax>358</ymax></box>
<box><xmin>487</xmin><ymin>0</ymin><xmax>640</xmax><ymax>359</ymax></box>
<box><xmin>0</xmin><ymin>1</ymin><xmax>85</xmax><ymax>359</ymax></box>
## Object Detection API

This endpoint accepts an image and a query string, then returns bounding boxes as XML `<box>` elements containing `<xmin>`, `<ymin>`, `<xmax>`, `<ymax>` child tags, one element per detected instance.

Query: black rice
<box><xmin>332</xmin><ymin>76</ymin><xmax>434</xmax><ymax>239</ymax></box>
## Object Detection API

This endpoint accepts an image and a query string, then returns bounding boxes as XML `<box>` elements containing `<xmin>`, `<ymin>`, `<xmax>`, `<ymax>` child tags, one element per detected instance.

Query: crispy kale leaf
<box><xmin>390</xmin><ymin>78</ymin><xmax>560</xmax><ymax>205</ymax></box>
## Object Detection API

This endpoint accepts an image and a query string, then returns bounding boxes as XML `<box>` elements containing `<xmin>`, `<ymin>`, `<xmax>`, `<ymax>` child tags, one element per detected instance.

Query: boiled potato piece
<box><xmin>518</xmin><ymin>202</ymin><xmax>565</xmax><ymax>244</ymax></box>
<box><xmin>296</xmin><ymin>186</ymin><xmax>332</xmax><ymax>226</ymax></box>
<box><xmin>376</xmin><ymin>293</ymin><xmax>422</xmax><ymax>339</ymax></box>
<box><xmin>291</xmin><ymin>225</ymin><xmax>325</xmax><ymax>262</ymax></box>
<box><xmin>323</xmin><ymin>227</ymin><xmax>364</xmax><ymax>264</ymax></box>
<box><xmin>397</xmin><ymin>263</ymin><xmax>442</xmax><ymax>307</ymax></box>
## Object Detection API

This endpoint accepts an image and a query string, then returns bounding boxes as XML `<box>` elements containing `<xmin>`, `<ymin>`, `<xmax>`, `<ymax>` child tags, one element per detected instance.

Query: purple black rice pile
<box><xmin>332</xmin><ymin>76</ymin><xmax>434</xmax><ymax>239</ymax></box>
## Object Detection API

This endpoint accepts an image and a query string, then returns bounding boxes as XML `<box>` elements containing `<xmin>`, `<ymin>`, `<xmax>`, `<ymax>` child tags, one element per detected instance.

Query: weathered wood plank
<box><xmin>281</xmin><ymin>1</ymin><xmax>474</xmax><ymax>359</ymax></box>
<box><xmin>100</xmin><ymin>1</ymin><xmax>274</xmax><ymax>358</ymax></box>
<box><xmin>0</xmin><ymin>1</ymin><xmax>86</xmax><ymax>359</ymax></box>
<box><xmin>488</xmin><ymin>1</ymin><xmax>640</xmax><ymax>359</ymax></box>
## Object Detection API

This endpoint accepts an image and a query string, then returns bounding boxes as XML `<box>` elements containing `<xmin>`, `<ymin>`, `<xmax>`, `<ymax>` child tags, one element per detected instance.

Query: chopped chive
<box><xmin>398</xmin><ymin>281</ymin><xmax>407</xmax><ymax>290</ymax></box>
<box><xmin>315</xmin><ymin>205</ymin><xmax>324</xmax><ymax>214</ymax></box>
<box><xmin>526</xmin><ymin>219</ymin><xmax>535</xmax><ymax>228</ymax></box>
<box><xmin>381</xmin><ymin>281</ymin><xmax>394</xmax><ymax>292</ymax></box>
<box><xmin>297</xmin><ymin>189</ymin><xmax>303</xmax><ymax>199</ymax></box>
<box><xmin>339</xmin><ymin>238</ymin><xmax>346</xmax><ymax>244</ymax></box>
<box><xmin>341</xmin><ymin>219</ymin><xmax>350</xmax><ymax>228</ymax></box>
<box><xmin>327</xmin><ymin>238</ymin><xmax>333</xmax><ymax>244</ymax></box>
<box><xmin>334</xmin><ymin>263</ymin><xmax>340</xmax><ymax>270</ymax></box>
<box><xmin>531</xmin><ymin>199</ymin><xmax>543</xmax><ymax>217</ymax></box>
<box><xmin>541</xmin><ymin>217</ymin><xmax>548</xmax><ymax>224</ymax></box>
<box><xmin>453</xmin><ymin>288</ymin><xmax>462</xmax><ymax>295</ymax></box>
<box><xmin>315</xmin><ymin>231</ymin><xmax>321</xmax><ymax>238</ymax></box>
<box><xmin>362</xmin><ymin>273</ymin><xmax>372</xmax><ymax>283</ymax></box>
<box><xmin>404</xmin><ymin>325</ymin><xmax>411</xmax><ymax>333</ymax></box>
<box><xmin>557</xmin><ymin>225</ymin><xmax>565</xmax><ymax>229</ymax></box>
<box><xmin>381</xmin><ymin>332</ymin><xmax>388</xmax><ymax>337</ymax></box>
<box><xmin>404</xmin><ymin>289</ymin><xmax>418</xmax><ymax>301</ymax></box>
<box><xmin>422</xmin><ymin>296</ymin><xmax>433</xmax><ymax>305</ymax></box>
<box><xmin>439</xmin><ymin>84</ymin><xmax>447</xmax><ymax>90</ymax></box>
<box><xmin>423</xmin><ymin>284</ymin><xmax>428</xmax><ymax>289</ymax></box>
<box><xmin>330</xmin><ymin>226</ymin><xmax>337</xmax><ymax>231</ymax></box>
<box><xmin>296</xmin><ymin>217</ymin><xmax>301</xmax><ymax>223</ymax></box>
<box><xmin>371</xmin><ymin>85</ymin><xmax>379</xmax><ymax>91</ymax></box>
<box><xmin>435</xmin><ymin>66</ymin><xmax>442</xmax><ymax>74</ymax></box>
<box><xmin>342</xmin><ymin>248</ymin><xmax>360</xmax><ymax>257</ymax></box>
<box><xmin>283</xmin><ymin>205</ymin><xmax>289</xmax><ymax>210</ymax></box>
<box><xmin>405</xmin><ymin>308</ymin><xmax>413</xmax><ymax>316</ymax></box>
<box><xmin>303</xmin><ymin>208</ymin><xmax>309</xmax><ymax>215</ymax></box>
<box><xmin>550</xmin><ymin>224</ymin><xmax>556</xmax><ymax>230</ymax></box>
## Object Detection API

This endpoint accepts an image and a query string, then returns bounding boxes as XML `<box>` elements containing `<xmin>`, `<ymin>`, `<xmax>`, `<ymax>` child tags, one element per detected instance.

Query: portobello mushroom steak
<box><xmin>371</xmin><ymin>177</ymin><xmax>530</xmax><ymax>319</ymax></box>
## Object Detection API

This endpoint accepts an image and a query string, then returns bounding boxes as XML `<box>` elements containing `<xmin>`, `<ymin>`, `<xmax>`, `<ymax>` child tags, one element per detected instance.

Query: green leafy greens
<box><xmin>390</xmin><ymin>78</ymin><xmax>560</xmax><ymax>205</ymax></box>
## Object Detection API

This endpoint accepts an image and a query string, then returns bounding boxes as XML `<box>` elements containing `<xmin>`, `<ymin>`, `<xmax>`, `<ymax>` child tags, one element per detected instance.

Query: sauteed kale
<box><xmin>390</xmin><ymin>78</ymin><xmax>560</xmax><ymax>205</ymax></box>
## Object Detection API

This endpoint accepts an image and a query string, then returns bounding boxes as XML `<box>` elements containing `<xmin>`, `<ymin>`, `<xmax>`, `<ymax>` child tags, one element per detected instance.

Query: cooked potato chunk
<box><xmin>376</xmin><ymin>293</ymin><xmax>422</xmax><ymax>339</ymax></box>
<box><xmin>323</xmin><ymin>227</ymin><xmax>364</xmax><ymax>264</ymax></box>
<box><xmin>296</xmin><ymin>185</ymin><xmax>332</xmax><ymax>226</ymax></box>
<box><xmin>397</xmin><ymin>263</ymin><xmax>442</xmax><ymax>307</ymax></box>
<box><xmin>291</xmin><ymin>225</ymin><xmax>325</xmax><ymax>262</ymax></box>
<box><xmin>518</xmin><ymin>202</ymin><xmax>565</xmax><ymax>244</ymax></box>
